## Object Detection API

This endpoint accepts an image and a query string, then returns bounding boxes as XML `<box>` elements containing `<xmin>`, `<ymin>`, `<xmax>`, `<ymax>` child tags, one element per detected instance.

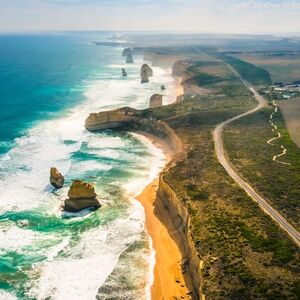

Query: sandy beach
<box><xmin>135</xmin><ymin>70</ymin><xmax>190</xmax><ymax>299</ymax></box>
<box><xmin>137</xmin><ymin>178</ymin><xmax>189</xmax><ymax>300</ymax></box>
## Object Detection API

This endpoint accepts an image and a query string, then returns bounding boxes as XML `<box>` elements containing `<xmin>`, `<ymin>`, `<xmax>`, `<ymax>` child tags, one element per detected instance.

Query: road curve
<box><xmin>213</xmin><ymin>67</ymin><xmax>300</xmax><ymax>247</ymax></box>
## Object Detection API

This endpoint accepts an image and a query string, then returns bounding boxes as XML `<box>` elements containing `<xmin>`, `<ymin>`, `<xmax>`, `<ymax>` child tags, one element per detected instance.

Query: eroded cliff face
<box><xmin>85</xmin><ymin>107</ymin><xmax>202</xmax><ymax>299</ymax></box>
<box><xmin>85</xmin><ymin>107</ymin><xmax>137</xmax><ymax>131</ymax></box>
<box><xmin>156</xmin><ymin>175</ymin><xmax>201</xmax><ymax>299</ymax></box>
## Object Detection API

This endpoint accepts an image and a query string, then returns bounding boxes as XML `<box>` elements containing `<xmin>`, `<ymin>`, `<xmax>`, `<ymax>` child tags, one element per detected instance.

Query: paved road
<box><xmin>213</xmin><ymin>67</ymin><xmax>300</xmax><ymax>247</ymax></box>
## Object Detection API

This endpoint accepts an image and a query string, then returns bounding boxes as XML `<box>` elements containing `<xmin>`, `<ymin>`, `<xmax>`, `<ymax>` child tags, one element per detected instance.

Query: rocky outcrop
<box><xmin>161</xmin><ymin>85</ymin><xmax>166</xmax><ymax>91</ymax></box>
<box><xmin>149</xmin><ymin>94</ymin><xmax>163</xmax><ymax>108</ymax></box>
<box><xmin>140</xmin><ymin>64</ymin><xmax>153</xmax><ymax>83</ymax></box>
<box><xmin>141</xmin><ymin>64</ymin><xmax>153</xmax><ymax>77</ymax></box>
<box><xmin>85</xmin><ymin>107</ymin><xmax>137</xmax><ymax>131</ymax></box>
<box><xmin>122</xmin><ymin>48</ymin><xmax>132</xmax><ymax>57</ymax></box>
<box><xmin>86</xmin><ymin>108</ymin><xmax>181</xmax><ymax>154</ymax></box>
<box><xmin>64</xmin><ymin>180</ymin><xmax>101</xmax><ymax>212</ymax></box>
<box><xmin>141</xmin><ymin>69</ymin><xmax>149</xmax><ymax>83</ymax></box>
<box><xmin>126</xmin><ymin>53</ymin><xmax>134</xmax><ymax>64</ymax></box>
<box><xmin>122</xmin><ymin>68</ymin><xmax>127</xmax><ymax>77</ymax></box>
<box><xmin>50</xmin><ymin>167</ymin><xmax>64</xmax><ymax>189</ymax></box>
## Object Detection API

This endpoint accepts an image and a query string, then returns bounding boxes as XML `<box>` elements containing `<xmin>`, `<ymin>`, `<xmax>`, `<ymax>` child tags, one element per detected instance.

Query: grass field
<box><xmin>220</xmin><ymin>55</ymin><xmax>272</xmax><ymax>86</ymax></box>
<box><xmin>235</xmin><ymin>54</ymin><xmax>300</xmax><ymax>83</ymax></box>
<box><xmin>278</xmin><ymin>98</ymin><xmax>300</xmax><ymax>148</ymax></box>
<box><xmin>143</xmin><ymin>54</ymin><xmax>300</xmax><ymax>299</ymax></box>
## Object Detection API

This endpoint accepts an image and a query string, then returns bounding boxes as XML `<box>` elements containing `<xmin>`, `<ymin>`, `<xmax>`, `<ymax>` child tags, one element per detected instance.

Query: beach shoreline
<box><xmin>135</xmin><ymin>139</ymin><xmax>189</xmax><ymax>300</ymax></box>
<box><xmin>134</xmin><ymin>74</ymin><xmax>190</xmax><ymax>299</ymax></box>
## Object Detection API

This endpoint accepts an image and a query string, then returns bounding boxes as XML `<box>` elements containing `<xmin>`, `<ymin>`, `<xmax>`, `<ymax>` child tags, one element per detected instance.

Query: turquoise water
<box><xmin>0</xmin><ymin>33</ymin><xmax>175</xmax><ymax>299</ymax></box>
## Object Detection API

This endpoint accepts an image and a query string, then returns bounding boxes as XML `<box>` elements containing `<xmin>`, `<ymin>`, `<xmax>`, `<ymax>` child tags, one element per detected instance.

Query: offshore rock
<box><xmin>64</xmin><ymin>180</ymin><xmax>101</xmax><ymax>212</ymax></box>
<box><xmin>161</xmin><ymin>85</ymin><xmax>166</xmax><ymax>91</ymax></box>
<box><xmin>149</xmin><ymin>94</ymin><xmax>163</xmax><ymax>108</ymax></box>
<box><xmin>141</xmin><ymin>64</ymin><xmax>153</xmax><ymax>77</ymax></box>
<box><xmin>122</xmin><ymin>68</ymin><xmax>127</xmax><ymax>77</ymax></box>
<box><xmin>122</xmin><ymin>48</ymin><xmax>132</xmax><ymax>57</ymax></box>
<box><xmin>141</xmin><ymin>69</ymin><xmax>149</xmax><ymax>83</ymax></box>
<box><xmin>50</xmin><ymin>167</ymin><xmax>64</xmax><ymax>189</ymax></box>
<box><xmin>126</xmin><ymin>53</ymin><xmax>134</xmax><ymax>64</ymax></box>
<box><xmin>140</xmin><ymin>64</ymin><xmax>153</xmax><ymax>83</ymax></box>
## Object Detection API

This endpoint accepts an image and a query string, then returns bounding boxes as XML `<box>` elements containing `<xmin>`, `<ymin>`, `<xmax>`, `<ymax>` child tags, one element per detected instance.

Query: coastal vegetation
<box><xmin>220</xmin><ymin>55</ymin><xmax>272</xmax><ymax>85</ymax></box>
<box><xmin>223</xmin><ymin>106</ymin><xmax>300</xmax><ymax>230</ymax></box>
<box><xmin>278</xmin><ymin>99</ymin><xmax>300</xmax><ymax>148</ymax></box>
<box><xmin>83</xmin><ymin>46</ymin><xmax>300</xmax><ymax>299</ymax></box>
<box><xmin>141</xmin><ymin>54</ymin><xmax>299</xmax><ymax>299</ymax></box>
<box><xmin>234</xmin><ymin>53</ymin><xmax>300</xmax><ymax>83</ymax></box>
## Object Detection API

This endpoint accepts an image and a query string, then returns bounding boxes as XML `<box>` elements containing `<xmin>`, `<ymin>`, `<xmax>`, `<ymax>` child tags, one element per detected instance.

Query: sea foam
<box><xmin>0</xmin><ymin>49</ymin><xmax>175</xmax><ymax>299</ymax></box>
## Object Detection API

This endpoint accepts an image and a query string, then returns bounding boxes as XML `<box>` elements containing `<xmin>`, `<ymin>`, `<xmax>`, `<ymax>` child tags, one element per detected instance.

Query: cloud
<box><xmin>0</xmin><ymin>0</ymin><xmax>300</xmax><ymax>33</ymax></box>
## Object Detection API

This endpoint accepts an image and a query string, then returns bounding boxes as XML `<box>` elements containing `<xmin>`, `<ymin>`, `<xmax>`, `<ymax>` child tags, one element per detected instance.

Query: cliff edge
<box><xmin>85</xmin><ymin>107</ymin><xmax>201</xmax><ymax>298</ymax></box>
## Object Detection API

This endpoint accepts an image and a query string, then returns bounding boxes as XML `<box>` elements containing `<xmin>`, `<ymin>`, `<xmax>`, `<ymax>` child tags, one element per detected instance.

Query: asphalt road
<box><xmin>213</xmin><ymin>67</ymin><xmax>300</xmax><ymax>247</ymax></box>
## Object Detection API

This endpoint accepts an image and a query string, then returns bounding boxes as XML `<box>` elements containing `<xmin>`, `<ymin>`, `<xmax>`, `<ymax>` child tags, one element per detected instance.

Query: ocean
<box><xmin>0</xmin><ymin>32</ymin><xmax>176</xmax><ymax>299</ymax></box>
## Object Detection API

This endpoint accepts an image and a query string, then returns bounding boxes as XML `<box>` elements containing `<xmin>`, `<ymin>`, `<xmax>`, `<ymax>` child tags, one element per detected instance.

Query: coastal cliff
<box><xmin>85</xmin><ymin>107</ymin><xmax>181</xmax><ymax>155</ymax></box>
<box><xmin>156</xmin><ymin>174</ymin><xmax>202</xmax><ymax>299</ymax></box>
<box><xmin>85</xmin><ymin>108</ymin><xmax>202</xmax><ymax>299</ymax></box>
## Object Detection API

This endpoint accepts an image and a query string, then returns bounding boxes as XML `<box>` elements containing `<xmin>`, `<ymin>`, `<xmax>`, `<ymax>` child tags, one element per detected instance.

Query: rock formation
<box><xmin>149</xmin><ymin>94</ymin><xmax>163</xmax><ymax>108</ymax></box>
<box><xmin>122</xmin><ymin>68</ymin><xmax>127</xmax><ymax>77</ymax></box>
<box><xmin>141</xmin><ymin>64</ymin><xmax>153</xmax><ymax>77</ymax></box>
<box><xmin>50</xmin><ymin>167</ymin><xmax>64</xmax><ymax>189</ymax></box>
<box><xmin>141</xmin><ymin>69</ymin><xmax>149</xmax><ymax>83</ymax></box>
<box><xmin>85</xmin><ymin>107</ymin><xmax>137</xmax><ymax>131</ymax></box>
<box><xmin>64</xmin><ymin>180</ymin><xmax>101</xmax><ymax>212</ymax></box>
<box><xmin>122</xmin><ymin>48</ymin><xmax>132</xmax><ymax>57</ymax></box>
<box><xmin>140</xmin><ymin>64</ymin><xmax>153</xmax><ymax>83</ymax></box>
<box><xmin>161</xmin><ymin>85</ymin><xmax>166</xmax><ymax>91</ymax></box>
<box><xmin>126</xmin><ymin>53</ymin><xmax>134</xmax><ymax>64</ymax></box>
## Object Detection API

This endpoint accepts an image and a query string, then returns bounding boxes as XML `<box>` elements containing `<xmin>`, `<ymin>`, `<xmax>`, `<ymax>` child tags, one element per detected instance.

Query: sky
<box><xmin>0</xmin><ymin>0</ymin><xmax>300</xmax><ymax>34</ymax></box>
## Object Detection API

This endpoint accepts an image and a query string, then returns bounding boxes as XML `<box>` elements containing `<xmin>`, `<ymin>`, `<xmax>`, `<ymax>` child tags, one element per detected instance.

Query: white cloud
<box><xmin>0</xmin><ymin>0</ymin><xmax>299</xmax><ymax>33</ymax></box>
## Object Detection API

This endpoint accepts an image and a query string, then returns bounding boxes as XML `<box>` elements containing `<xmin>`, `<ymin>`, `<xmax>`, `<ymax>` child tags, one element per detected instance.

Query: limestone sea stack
<box><xmin>149</xmin><ymin>94</ymin><xmax>163</xmax><ymax>108</ymax></box>
<box><xmin>141</xmin><ymin>64</ymin><xmax>153</xmax><ymax>77</ymax></box>
<box><xmin>122</xmin><ymin>48</ymin><xmax>132</xmax><ymax>57</ymax></box>
<box><xmin>122</xmin><ymin>68</ymin><xmax>127</xmax><ymax>77</ymax></box>
<box><xmin>64</xmin><ymin>180</ymin><xmax>101</xmax><ymax>212</ymax></box>
<box><xmin>50</xmin><ymin>167</ymin><xmax>64</xmax><ymax>189</ymax></box>
<box><xmin>141</xmin><ymin>69</ymin><xmax>149</xmax><ymax>83</ymax></box>
<box><xmin>140</xmin><ymin>64</ymin><xmax>153</xmax><ymax>83</ymax></box>
<box><xmin>126</xmin><ymin>53</ymin><xmax>134</xmax><ymax>64</ymax></box>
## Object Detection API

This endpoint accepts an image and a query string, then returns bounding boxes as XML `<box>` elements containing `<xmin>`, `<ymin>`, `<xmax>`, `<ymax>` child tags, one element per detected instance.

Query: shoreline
<box><xmin>137</xmin><ymin>179</ymin><xmax>189</xmax><ymax>300</ymax></box>
<box><xmin>135</xmin><ymin>75</ymin><xmax>190</xmax><ymax>299</ymax></box>
<box><xmin>83</xmin><ymin>52</ymin><xmax>197</xmax><ymax>298</ymax></box>
<box><xmin>135</xmin><ymin>133</ymin><xmax>189</xmax><ymax>299</ymax></box>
